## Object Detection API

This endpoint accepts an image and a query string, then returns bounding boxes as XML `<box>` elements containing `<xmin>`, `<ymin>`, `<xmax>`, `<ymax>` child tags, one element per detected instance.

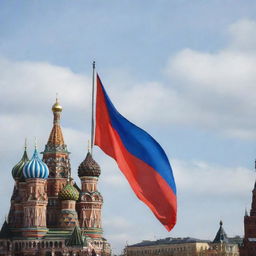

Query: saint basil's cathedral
<box><xmin>0</xmin><ymin>99</ymin><xmax>111</xmax><ymax>256</ymax></box>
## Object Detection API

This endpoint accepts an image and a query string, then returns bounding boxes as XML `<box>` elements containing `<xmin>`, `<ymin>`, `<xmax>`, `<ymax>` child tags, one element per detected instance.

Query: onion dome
<box><xmin>12</xmin><ymin>148</ymin><xmax>29</xmax><ymax>180</ymax></box>
<box><xmin>52</xmin><ymin>98</ymin><xmax>62</xmax><ymax>112</ymax></box>
<box><xmin>23</xmin><ymin>148</ymin><xmax>49</xmax><ymax>179</ymax></box>
<box><xmin>59</xmin><ymin>182</ymin><xmax>79</xmax><ymax>201</ymax></box>
<box><xmin>78</xmin><ymin>152</ymin><xmax>101</xmax><ymax>177</ymax></box>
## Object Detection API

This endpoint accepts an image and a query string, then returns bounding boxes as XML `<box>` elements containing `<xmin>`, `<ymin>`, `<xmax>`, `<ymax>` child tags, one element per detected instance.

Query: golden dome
<box><xmin>52</xmin><ymin>98</ymin><xmax>62</xmax><ymax>112</ymax></box>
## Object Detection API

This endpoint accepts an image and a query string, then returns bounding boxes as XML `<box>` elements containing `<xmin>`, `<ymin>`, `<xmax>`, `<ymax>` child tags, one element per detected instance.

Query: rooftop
<box><xmin>127</xmin><ymin>237</ymin><xmax>211</xmax><ymax>247</ymax></box>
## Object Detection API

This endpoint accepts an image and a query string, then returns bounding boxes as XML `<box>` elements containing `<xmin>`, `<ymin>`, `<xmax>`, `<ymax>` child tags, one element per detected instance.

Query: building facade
<box><xmin>125</xmin><ymin>237</ymin><xmax>210</xmax><ymax>256</ymax></box>
<box><xmin>125</xmin><ymin>222</ymin><xmax>240</xmax><ymax>256</ymax></box>
<box><xmin>0</xmin><ymin>100</ymin><xmax>111</xmax><ymax>256</ymax></box>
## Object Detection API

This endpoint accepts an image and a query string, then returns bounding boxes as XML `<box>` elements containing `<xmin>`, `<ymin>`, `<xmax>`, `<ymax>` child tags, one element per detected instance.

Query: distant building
<box><xmin>125</xmin><ymin>237</ymin><xmax>210</xmax><ymax>256</ymax></box>
<box><xmin>201</xmin><ymin>221</ymin><xmax>240</xmax><ymax>256</ymax></box>
<box><xmin>125</xmin><ymin>221</ymin><xmax>241</xmax><ymax>256</ymax></box>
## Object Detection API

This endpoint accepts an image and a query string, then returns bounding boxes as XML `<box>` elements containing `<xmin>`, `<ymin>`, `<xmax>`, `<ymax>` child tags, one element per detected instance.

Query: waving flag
<box><xmin>94</xmin><ymin>74</ymin><xmax>177</xmax><ymax>231</ymax></box>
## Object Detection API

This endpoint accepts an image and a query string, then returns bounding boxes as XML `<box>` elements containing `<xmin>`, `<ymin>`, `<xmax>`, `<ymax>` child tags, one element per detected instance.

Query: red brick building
<box><xmin>240</xmin><ymin>175</ymin><xmax>256</xmax><ymax>256</ymax></box>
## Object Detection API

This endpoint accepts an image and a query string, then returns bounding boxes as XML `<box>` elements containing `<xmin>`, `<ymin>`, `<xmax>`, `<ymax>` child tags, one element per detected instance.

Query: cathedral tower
<box><xmin>58</xmin><ymin>179</ymin><xmax>80</xmax><ymax>229</ymax></box>
<box><xmin>77</xmin><ymin>152</ymin><xmax>103</xmax><ymax>238</ymax></box>
<box><xmin>42</xmin><ymin>98</ymin><xmax>71</xmax><ymax>227</ymax></box>
<box><xmin>8</xmin><ymin>145</ymin><xmax>29</xmax><ymax>233</ymax></box>
<box><xmin>22</xmin><ymin>147</ymin><xmax>49</xmax><ymax>237</ymax></box>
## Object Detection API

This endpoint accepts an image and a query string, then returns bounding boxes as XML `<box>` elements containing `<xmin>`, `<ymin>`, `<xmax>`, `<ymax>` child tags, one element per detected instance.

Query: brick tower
<box><xmin>22</xmin><ymin>147</ymin><xmax>49</xmax><ymax>238</ymax></box>
<box><xmin>77</xmin><ymin>152</ymin><xmax>103</xmax><ymax>239</ymax></box>
<box><xmin>42</xmin><ymin>98</ymin><xmax>71</xmax><ymax>227</ymax></box>
<box><xmin>59</xmin><ymin>179</ymin><xmax>80</xmax><ymax>229</ymax></box>
<box><xmin>8</xmin><ymin>145</ymin><xmax>29</xmax><ymax>235</ymax></box>
<box><xmin>240</xmin><ymin>177</ymin><xmax>256</xmax><ymax>256</ymax></box>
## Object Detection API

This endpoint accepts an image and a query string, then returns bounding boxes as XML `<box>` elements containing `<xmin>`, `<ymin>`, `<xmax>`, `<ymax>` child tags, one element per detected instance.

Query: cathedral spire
<box><xmin>42</xmin><ymin>99</ymin><xmax>71</xmax><ymax>227</ymax></box>
<box><xmin>47</xmin><ymin>97</ymin><xmax>65</xmax><ymax>147</ymax></box>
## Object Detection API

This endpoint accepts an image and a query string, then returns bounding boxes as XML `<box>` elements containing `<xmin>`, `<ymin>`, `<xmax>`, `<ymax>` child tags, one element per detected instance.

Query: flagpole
<box><xmin>91</xmin><ymin>61</ymin><xmax>96</xmax><ymax>155</ymax></box>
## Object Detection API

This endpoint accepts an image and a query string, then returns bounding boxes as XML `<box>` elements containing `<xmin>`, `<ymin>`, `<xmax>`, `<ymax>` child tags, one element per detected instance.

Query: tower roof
<box><xmin>48</xmin><ymin>125</ymin><xmax>65</xmax><ymax>146</ymax></box>
<box><xmin>23</xmin><ymin>148</ymin><xmax>49</xmax><ymax>179</ymax></box>
<box><xmin>66</xmin><ymin>226</ymin><xmax>85</xmax><ymax>247</ymax></box>
<box><xmin>12</xmin><ymin>145</ymin><xmax>29</xmax><ymax>181</ymax></box>
<box><xmin>78</xmin><ymin>152</ymin><xmax>101</xmax><ymax>177</ymax></box>
<box><xmin>0</xmin><ymin>221</ymin><xmax>12</xmax><ymax>239</ymax></box>
<box><xmin>213</xmin><ymin>220</ymin><xmax>229</xmax><ymax>243</ymax></box>
<box><xmin>47</xmin><ymin>98</ymin><xmax>65</xmax><ymax>147</ymax></box>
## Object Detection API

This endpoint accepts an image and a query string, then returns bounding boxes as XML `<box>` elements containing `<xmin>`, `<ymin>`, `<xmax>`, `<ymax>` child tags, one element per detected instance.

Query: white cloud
<box><xmin>162</xmin><ymin>19</ymin><xmax>256</xmax><ymax>138</ymax></box>
<box><xmin>104</xmin><ymin>216</ymin><xmax>132</xmax><ymax>229</ymax></box>
<box><xmin>173</xmin><ymin>159</ymin><xmax>254</xmax><ymax>196</ymax></box>
<box><xmin>0</xmin><ymin>58</ymin><xmax>91</xmax><ymax>115</ymax></box>
<box><xmin>229</xmin><ymin>19</ymin><xmax>256</xmax><ymax>52</ymax></box>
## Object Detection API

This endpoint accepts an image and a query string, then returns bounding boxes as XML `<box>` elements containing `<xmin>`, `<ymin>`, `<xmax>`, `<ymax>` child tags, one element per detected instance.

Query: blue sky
<box><xmin>1</xmin><ymin>0</ymin><xmax>256</xmax><ymax>75</ymax></box>
<box><xmin>1</xmin><ymin>0</ymin><xmax>256</xmax><ymax>253</ymax></box>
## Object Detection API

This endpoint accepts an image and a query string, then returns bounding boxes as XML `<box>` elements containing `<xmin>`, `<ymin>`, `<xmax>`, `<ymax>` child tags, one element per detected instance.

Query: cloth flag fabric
<box><xmin>94</xmin><ymin>74</ymin><xmax>177</xmax><ymax>231</ymax></box>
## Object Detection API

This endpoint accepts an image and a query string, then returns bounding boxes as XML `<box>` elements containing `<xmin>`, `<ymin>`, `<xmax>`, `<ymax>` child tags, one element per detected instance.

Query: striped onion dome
<box><xmin>59</xmin><ymin>182</ymin><xmax>79</xmax><ymax>201</ymax></box>
<box><xmin>23</xmin><ymin>149</ymin><xmax>49</xmax><ymax>179</ymax></box>
<box><xmin>12</xmin><ymin>148</ymin><xmax>29</xmax><ymax>180</ymax></box>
